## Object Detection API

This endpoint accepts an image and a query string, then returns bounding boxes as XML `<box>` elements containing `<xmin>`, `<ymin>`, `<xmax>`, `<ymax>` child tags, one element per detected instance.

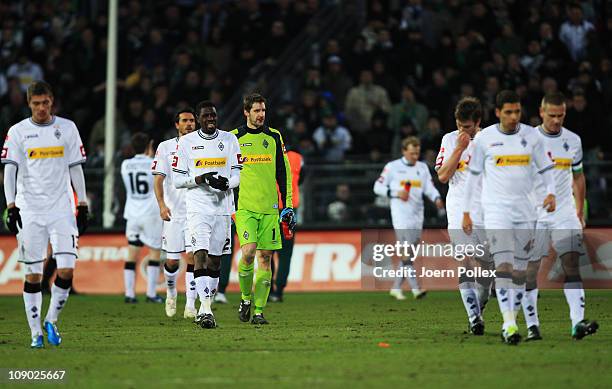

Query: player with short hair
<box><xmin>172</xmin><ymin>100</ymin><xmax>242</xmax><ymax>329</ymax></box>
<box><xmin>2</xmin><ymin>81</ymin><xmax>89</xmax><ymax>348</ymax></box>
<box><xmin>120</xmin><ymin>132</ymin><xmax>163</xmax><ymax>304</ymax></box>
<box><xmin>436</xmin><ymin>97</ymin><xmax>493</xmax><ymax>335</ymax></box>
<box><xmin>463</xmin><ymin>90</ymin><xmax>556</xmax><ymax>345</ymax></box>
<box><xmin>230</xmin><ymin>93</ymin><xmax>295</xmax><ymax>325</ymax></box>
<box><xmin>153</xmin><ymin>108</ymin><xmax>197</xmax><ymax>318</ymax></box>
<box><xmin>374</xmin><ymin>136</ymin><xmax>444</xmax><ymax>300</ymax></box>
<box><xmin>521</xmin><ymin>92</ymin><xmax>598</xmax><ymax>340</ymax></box>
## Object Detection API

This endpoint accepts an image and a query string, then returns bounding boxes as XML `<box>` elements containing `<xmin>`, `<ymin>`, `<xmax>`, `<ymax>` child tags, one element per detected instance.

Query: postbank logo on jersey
<box><xmin>494</xmin><ymin>155</ymin><xmax>530</xmax><ymax>166</ymax></box>
<box><xmin>553</xmin><ymin>158</ymin><xmax>572</xmax><ymax>170</ymax></box>
<box><xmin>240</xmin><ymin>154</ymin><xmax>273</xmax><ymax>164</ymax></box>
<box><xmin>456</xmin><ymin>160</ymin><xmax>468</xmax><ymax>171</ymax></box>
<box><xmin>400</xmin><ymin>179</ymin><xmax>422</xmax><ymax>188</ymax></box>
<box><xmin>194</xmin><ymin>158</ymin><xmax>226</xmax><ymax>168</ymax></box>
<box><xmin>27</xmin><ymin>146</ymin><xmax>65</xmax><ymax>159</ymax></box>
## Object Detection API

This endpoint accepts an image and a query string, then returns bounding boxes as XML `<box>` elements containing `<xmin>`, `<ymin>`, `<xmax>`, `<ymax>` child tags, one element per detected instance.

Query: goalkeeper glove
<box><xmin>279</xmin><ymin>207</ymin><xmax>297</xmax><ymax>231</ymax></box>
<box><xmin>4</xmin><ymin>207</ymin><xmax>22</xmax><ymax>235</ymax></box>
<box><xmin>76</xmin><ymin>205</ymin><xmax>89</xmax><ymax>235</ymax></box>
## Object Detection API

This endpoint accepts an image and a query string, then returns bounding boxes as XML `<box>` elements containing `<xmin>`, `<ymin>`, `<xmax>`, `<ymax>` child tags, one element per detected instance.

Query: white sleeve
<box><xmin>434</xmin><ymin>134</ymin><xmax>449</xmax><ymax>171</ymax></box>
<box><xmin>571</xmin><ymin>136</ymin><xmax>583</xmax><ymax>172</ymax></box>
<box><xmin>229</xmin><ymin>134</ymin><xmax>242</xmax><ymax>189</ymax></box>
<box><xmin>67</xmin><ymin>122</ymin><xmax>87</xmax><ymax>167</ymax></box>
<box><xmin>172</xmin><ymin>141</ymin><xmax>198</xmax><ymax>189</ymax></box>
<box><xmin>3</xmin><ymin>163</ymin><xmax>17</xmax><ymax>205</ymax></box>
<box><xmin>423</xmin><ymin>165</ymin><xmax>441</xmax><ymax>202</ymax></box>
<box><xmin>69</xmin><ymin>164</ymin><xmax>87</xmax><ymax>204</ymax></box>
<box><xmin>462</xmin><ymin>137</ymin><xmax>484</xmax><ymax>212</ymax></box>
<box><xmin>2</xmin><ymin>126</ymin><xmax>24</xmax><ymax>166</ymax></box>
<box><xmin>532</xmin><ymin>136</ymin><xmax>556</xmax><ymax>195</ymax></box>
<box><xmin>152</xmin><ymin>143</ymin><xmax>170</xmax><ymax>176</ymax></box>
<box><xmin>373</xmin><ymin>163</ymin><xmax>394</xmax><ymax>197</ymax></box>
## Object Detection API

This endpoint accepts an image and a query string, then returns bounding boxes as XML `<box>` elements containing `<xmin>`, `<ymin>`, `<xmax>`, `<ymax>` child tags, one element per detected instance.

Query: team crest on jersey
<box><xmin>563</xmin><ymin>141</ymin><xmax>569</xmax><ymax>151</ymax></box>
<box><xmin>191</xmin><ymin>237</ymin><xmax>196</xmax><ymax>246</ymax></box>
<box><xmin>262</xmin><ymin>139</ymin><xmax>269</xmax><ymax>148</ymax></box>
<box><xmin>243</xmin><ymin>231</ymin><xmax>249</xmax><ymax>240</ymax></box>
<box><xmin>520</xmin><ymin>137</ymin><xmax>527</xmax><ymax>147</ymax></box>
<box><xmin>218</xmin><ymin>141</ymin><xmax>224</xmax><ymax>151</ymax></box>
<box><xmin>54</xmin><ymin>127</ymin><xmax>61</xmax><ymax>139</ymax></box>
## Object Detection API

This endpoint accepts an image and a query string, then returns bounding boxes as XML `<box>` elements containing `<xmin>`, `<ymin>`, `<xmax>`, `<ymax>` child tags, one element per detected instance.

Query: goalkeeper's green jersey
<box><xmin>230</xmin><ymin>125</ymin><xmax>293</xmax><ymax>215</ymax></box>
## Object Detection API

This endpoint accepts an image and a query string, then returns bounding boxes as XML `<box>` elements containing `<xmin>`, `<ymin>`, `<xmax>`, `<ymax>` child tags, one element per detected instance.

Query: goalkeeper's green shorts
<box><xmin>235</xmin><ymin>209</ymin><xmax>282</xmax><ymax>250</ymax></box>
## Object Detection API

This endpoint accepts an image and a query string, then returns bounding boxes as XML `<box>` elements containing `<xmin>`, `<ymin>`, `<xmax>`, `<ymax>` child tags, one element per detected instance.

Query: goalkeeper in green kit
<box><xmin>231</xmin><ymin>93</ymin><xmax>296</xmax><ymax>324</ymax></box>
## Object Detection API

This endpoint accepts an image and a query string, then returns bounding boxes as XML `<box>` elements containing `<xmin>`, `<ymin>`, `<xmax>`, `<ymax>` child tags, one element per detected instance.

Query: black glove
<box><xmin>209</xmin><ymin>175</ymin><xmax>229</xmax><ymax>191</ymax></box>
<box><xmin>76</xmin><ymin>205</ymin><xmax>89</xmax><ymax>235</ymax></box>
<box><xmin>5</xmin><ymin>207</ymin><xmax>22</xmax><ymax>235</ymax></box>
<box><xmin>198</xmin><ymin>171</ymin><xmax>218</xmax><ymax>186</ymax></box>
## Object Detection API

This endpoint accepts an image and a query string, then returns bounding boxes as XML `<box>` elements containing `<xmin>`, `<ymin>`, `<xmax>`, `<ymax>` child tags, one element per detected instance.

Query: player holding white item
<box><xmin>522</xmin><ymin>92</ymin><xmax>598</xmax><ymax>341</ymax></box>
<box><xmin>374</xmin><ymin>136</ymin><xmax>444</xmax><ymax>300</ymax></box>
<box><xmin>2</xmin><ymin>81</ymin><xmax>89</xmax><ymax>348</ymax></box>
<box><xmin>462</xmin><ymin>90</ymin><xmax>556</xmax><ymax>345</ymax></box>
<box><xmin>153</xmin><ymin>108</ymin><xmax>197</xmax><ymax>318</ymax></box>
<box><xmin>436</xmin><ymin>97</ymin><xmax>492</xmax><ymax>335</ymax></box>
<box><xmin>172</xmin><ymin>100</ymin><xmax>242</xmax><ymax>329</ymax></box>
<box><xmin>121</xmin><ymin>132</ymin><xmax>163</xmax><ymax>304</ymax></box>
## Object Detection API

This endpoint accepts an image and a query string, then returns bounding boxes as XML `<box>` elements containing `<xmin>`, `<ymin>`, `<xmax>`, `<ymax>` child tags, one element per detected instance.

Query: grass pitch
<box><xmin>0</xmin><ymin>291</ymin><xmax>610</xmax><ymax>388</ymax></box>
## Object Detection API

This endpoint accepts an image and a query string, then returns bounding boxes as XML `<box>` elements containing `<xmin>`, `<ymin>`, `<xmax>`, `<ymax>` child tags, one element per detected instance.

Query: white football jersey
<box><xmin>121</xmin><ymin>154</ymin><xmax>159</xmax><ymax>220</ymax></box>
<box><xmin>435</xmin><ymin>130</ymin><xmax>483</xmax><ymax>227</ymax></box>
<box><xmin>1</xmin><ymin>116</ymin><xmax>86</xmax><ymax>214</ymax></box>
<box><xmin>374</xmin><ymin>158</ymin><xmax>441</xmax><ymax>229</ymax></box>
<box><xmin>172</xmin><ymin>129</ymin><xmax>241</xmax><ymax>216</ymax></box>
<box><xmin>532</xmin><ymin>126</ymin><xmax>583</xmax><ymax>220</ymax></box>
<box><xmin>468</xmin><ymin>123</ymin><xmax>554</xmax><ymax>222</ymax></box>
<box><xmin>152</xmin><ymin>137</ymin><xmax>186</xmax><ymax>219</ymax></box>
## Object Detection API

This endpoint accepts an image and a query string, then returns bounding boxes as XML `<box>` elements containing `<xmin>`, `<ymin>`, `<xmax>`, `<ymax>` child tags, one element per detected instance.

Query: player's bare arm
<box><xmin>572</xmin><ymin>170</ymin><xmax>586</xmax><ymax>227</ymax></box>
<box><xmin>153</xmin><ymin>174</ymin><xmax>171</xmax><ymax>221</ymax></box>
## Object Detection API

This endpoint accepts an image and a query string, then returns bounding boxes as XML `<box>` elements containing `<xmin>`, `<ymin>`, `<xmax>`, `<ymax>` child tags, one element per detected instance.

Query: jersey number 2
<box><xmin>128</xmin><ymin>172</ymin><xmax>149</xmax><ymax>194</ymax></box>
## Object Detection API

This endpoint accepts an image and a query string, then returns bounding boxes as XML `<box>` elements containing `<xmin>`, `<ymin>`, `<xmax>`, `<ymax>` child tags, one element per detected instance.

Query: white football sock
<box><xmin>195</xmin><ymin>276</ymin><xmax>208</xmax><ymax>315</ymax></box>
<box><xmin>511</xmin><ymin>281</ymin><xmax>525</xmax><ymax>320</ymax></box>
<box><xmin>459</xmin><ymin>282</ymin><xmax>480</xmax><ymax>321</ymax></box>
<box><xmin>163</xmin><ymin>265</ymin><xmax>178</xmax><ymax>299</ymax></box>
<box><xmin>564</xmin><ymin>282</ymin><xmax>585</xmax><ymax>327</ymax></box>
<box><xmin>45</xmin><ymin>283</ymin><xmax>71</xmax><ymax>324</ymax></box>
<box><xmin>146</xmin><ymin>261</ymin><xmax>160</xmax><ymax>298</ymax></box>
<box><xmin>496</xmin><ymin>277</ymin><xmax>516</xmax><ymax>331</ymax></box>
<box><xmin>23</xmin><ymin>289</ymin><xmax>43</xmax><ymax>337</ymax></box>
<box><xmin>185</xmin><ymin>270</ymin><xmax>196</xmax><ymax>309</ymax></box>
<box><xmin>522</xmin><ymin>288</ymin><xmax>539</xmax><ymax>327</ymax></box>
<box><xmin>124</xmin><ymin>265</ymin><xmax>136</xmax><ymax>298</ymax></box>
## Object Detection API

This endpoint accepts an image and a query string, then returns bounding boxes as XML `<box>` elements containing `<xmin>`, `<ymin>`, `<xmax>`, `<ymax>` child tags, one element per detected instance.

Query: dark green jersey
<box><xmin>230</xmin><ymin>125</ymin><xmax>293</xmax><ymax>214</ymax></box>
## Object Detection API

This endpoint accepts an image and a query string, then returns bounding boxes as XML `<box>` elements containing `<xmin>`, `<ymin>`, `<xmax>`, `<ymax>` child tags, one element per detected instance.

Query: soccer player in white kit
<box><xmin>120</xmin><ymin>132</ymin><xmax>163</xmax><ymax>304</ymax></box>
<box><xmin>436</xmin><ymin>97</ymin><xmax>493</xmax><ymax>335</ymax></box>
<box><xmin>521</xmin><ymin>92</ymin><xmax>598</xmax><ymax>341</ymax></box>
<box><xmin>462</xmin><ymin>90</ymin><xmax>557</xmax><ymax>345</ymax></box>
<box><xmin>374</xmin><ymin>136</ymin><xmax>444</xmax><ymax>300</ymax></box>
<box><xmin>153</xmin><ymin>108</ymin><xmax>197</xmax><ymax>318</ymax></box>
<box><xmin>172</xmin><ymin>100</ymin><xmax>241</xmax><ymax>329</ymax></box>
<box><xmin>2</xmin><ymin>81</ymin><xmax>89</xmax><ymax>348</ymax></box>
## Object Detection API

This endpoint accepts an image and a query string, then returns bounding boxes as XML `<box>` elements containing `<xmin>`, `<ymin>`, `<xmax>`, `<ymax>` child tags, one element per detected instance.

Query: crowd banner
<box><xmin>0</xmin><ymin>229</ymin><xmax>611</xmax><ymax>295</ymax></box>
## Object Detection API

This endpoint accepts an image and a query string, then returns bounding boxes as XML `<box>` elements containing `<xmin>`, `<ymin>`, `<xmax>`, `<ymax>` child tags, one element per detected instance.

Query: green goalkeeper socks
<box><xmin>254</xmin><ymin>268</ymin><xmax>272</xmax><ymax>314</ymax></box>
<box><xmin>238</xmin><ymin>260</ymin><xmax>254</xmax><ymax>301</ymax></box>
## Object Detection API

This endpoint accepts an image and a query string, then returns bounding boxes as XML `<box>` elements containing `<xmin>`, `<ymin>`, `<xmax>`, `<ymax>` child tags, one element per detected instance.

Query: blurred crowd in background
<box><xmin>1</xmin><ymin>0</ymin><xmax>611</xmax><ymax>227</ymax></box>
